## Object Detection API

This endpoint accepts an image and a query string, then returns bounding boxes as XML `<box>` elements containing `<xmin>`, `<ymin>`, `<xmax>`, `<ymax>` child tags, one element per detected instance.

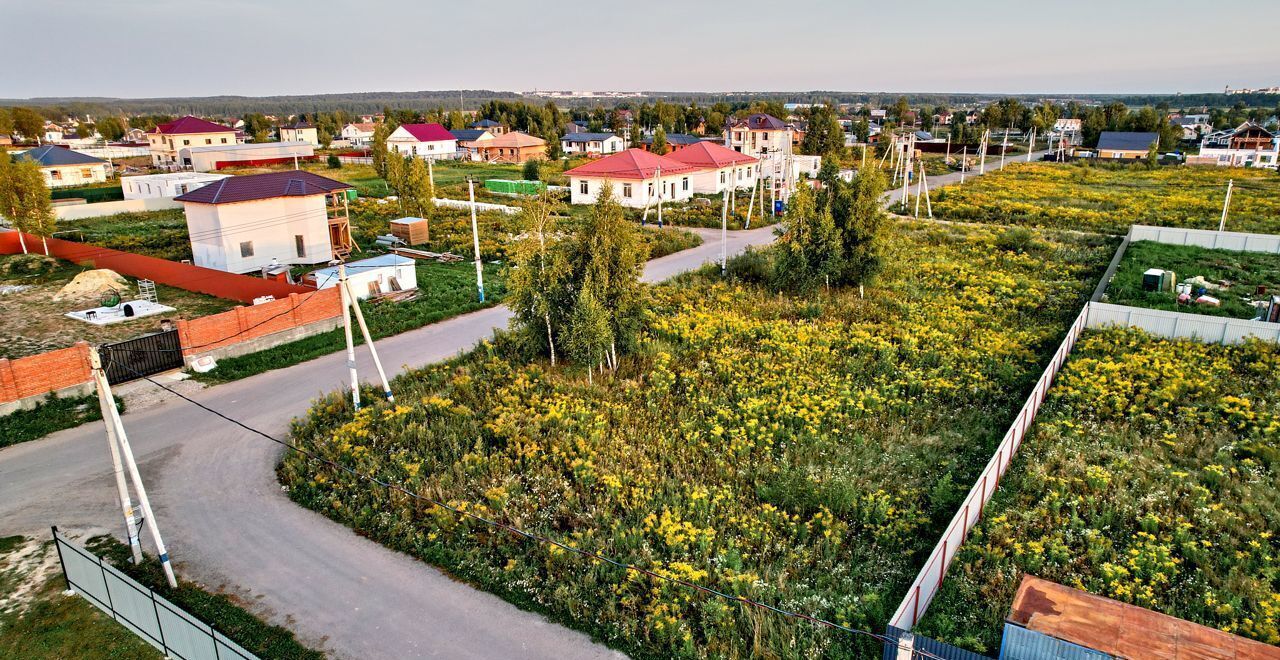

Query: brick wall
<box><xmin>176</xmin><ymin>287</ymin><xmax>342</xmax><ymax>356</ymax></box>
<box><xmin>0</xmin><ymin>342</ymin><xmax>93</xmax><ymax>405</ymax></box>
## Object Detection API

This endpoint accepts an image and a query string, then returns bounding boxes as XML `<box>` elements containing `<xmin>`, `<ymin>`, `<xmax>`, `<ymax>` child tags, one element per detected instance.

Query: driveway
<box><xmin>0</xmin><ymin>225</ymin><xmax>777</xmax><ymax>659</ymax></box>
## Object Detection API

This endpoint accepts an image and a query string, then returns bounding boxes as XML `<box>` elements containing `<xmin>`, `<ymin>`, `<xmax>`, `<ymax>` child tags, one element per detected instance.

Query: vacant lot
<box><xmin>918</xmin><ymin>328</ymin><xmax>1280</xmax><ymax>653</ymax></box>
<box><xmin>1106</xmin><ymin>241</ymin><xmax>1280</xmax><ymax>319</ymax></box>
<box><xmin>59</xmin><ymin>208</ymin><xmax>192</xmax><ymax>261</ymax></box>
<box><xmin>0</xmin><ymin>254</ymin><xmax>237</xmax><ymax>359</ymax></box>
<box><xmin>280</xmin><ymin>223</ymin><xmax>1112</xmax><ymax>657</ymax></box>
<box><xmin>931</xmin><ymin>162</ymin><xmax>1280</xmax><ymax>234</ymax></box>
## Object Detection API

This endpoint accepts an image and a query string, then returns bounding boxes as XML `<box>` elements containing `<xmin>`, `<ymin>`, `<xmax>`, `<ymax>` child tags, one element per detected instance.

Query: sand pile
<box><xmin>53</xmin><ymin>269</ymin><xmax>129</xmax><ymax>301</ymax></box>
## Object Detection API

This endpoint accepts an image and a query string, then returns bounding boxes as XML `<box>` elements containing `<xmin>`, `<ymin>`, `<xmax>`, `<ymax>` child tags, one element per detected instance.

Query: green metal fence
<box><xmin>484</xmin><ymin>179</ymin><xmax>544</xmax><ymax>195</ymax></box>
<box><xmin>51</xmin><ymin>186</ymin><xmax>125</xmax><ymax>203</ymax></box>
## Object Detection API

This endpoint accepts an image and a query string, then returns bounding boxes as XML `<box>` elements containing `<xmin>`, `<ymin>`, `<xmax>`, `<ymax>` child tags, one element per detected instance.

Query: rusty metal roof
<box><xmin>1010</xmin><ymin>575</ymin><xmax>1280</xmax><ymax>659</ymax></box>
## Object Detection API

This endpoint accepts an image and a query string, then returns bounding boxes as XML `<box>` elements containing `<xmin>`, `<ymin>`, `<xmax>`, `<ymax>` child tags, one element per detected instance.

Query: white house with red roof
<box><xmin>665</xmin><ymin>142</ymin><xmax>759</xmax><ymax>195</ymax></box>
<box><xmin>386</xmin><ymin>123</ymin><xmax>458</xmax><ymax>160</ymax></box>
<box><xmin>175</xmin><ymin>171</ymin><xmax>353</xmax><ymax>273</ymax></box>
<box><xmin>146</xmin><ymin>116</ymin><xmax>239</xmax><ymax>168</ymax></box>
<box><xmin>565</xmin><ymin>148</ymin><xmax>699</xmax><ymax>208</ymax></box>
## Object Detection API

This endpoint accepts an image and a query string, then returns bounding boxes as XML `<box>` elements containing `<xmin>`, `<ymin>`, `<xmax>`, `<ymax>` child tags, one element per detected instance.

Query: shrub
<box><xmin>327</xmin><ymin>153</ymin><xmax>342</xmax><ymax>169</ymax></box>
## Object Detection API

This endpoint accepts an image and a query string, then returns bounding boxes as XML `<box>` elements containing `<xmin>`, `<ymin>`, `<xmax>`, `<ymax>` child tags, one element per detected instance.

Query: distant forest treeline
<box><xmin>3</xmin><ymin>90</ymin><xmax>1278</xmax><ymax>117</ymax></box>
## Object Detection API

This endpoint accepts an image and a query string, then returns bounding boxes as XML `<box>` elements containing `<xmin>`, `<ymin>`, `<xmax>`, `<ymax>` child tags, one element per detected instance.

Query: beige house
<box><xmin>280</xmin><ymin>122</ymin><xmax>320</xmax><ymax>146</ymax></box>
<box><xmin>724</xmin><ymin>113</ymin><xmax>794</xmax><ymax>158</ymax></box>
<box><xmin>147</xmin><ymin>116</ymin><xmax>238</xmax><ymax>168</ymax></box>
<box><xmin>14</xmin><ymin>145</ymin><xmax>111</xmax><ymax>188</ymax></box>
<box><xmin>476</xmin><ymin>131</ymin><xmax>547</xmax><ymax>163</ymax></box>
<box><xmin>665</xmin><ymin>141</ymin><xmax>758</xmax><ymax>194</ymax></box>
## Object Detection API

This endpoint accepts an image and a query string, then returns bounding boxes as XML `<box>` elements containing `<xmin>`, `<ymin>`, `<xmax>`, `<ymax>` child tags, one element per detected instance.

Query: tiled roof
<box><xmin>394</xmin><ymin>123</ymin><xmax>454</xmax><ymax>142</ymax></box>
<box><xmin>150</xmin><ymin>115</ymin><xmax>233</xmax><ymax>135</ymax></box>
<box><xmin>175</xmin><ymin>171</ymin><xmax>350</xmax><ymax>204</ymax></box>
<box><xmin>482</xmin><ymin>131</ymin><xmax>545</xmax><ymax>148</ymax></box>
<box><xmin>14</xmin><ymin>145</ymin><xmax>106</xmax><ymax>166</ymax></box>
<box><xmin>564</xmin><ymin>148</ymin><xmax>697</xmax><ymax>180</ymax></box>
<box><xmin>728</xmin><ymin>113</ymin><xmax>788</xmax><ymax>131</ymax></box>
<box><xmin>665</xmin><ymin>141</ymin><xmax>757</xmax><ymax>168</ymax></box>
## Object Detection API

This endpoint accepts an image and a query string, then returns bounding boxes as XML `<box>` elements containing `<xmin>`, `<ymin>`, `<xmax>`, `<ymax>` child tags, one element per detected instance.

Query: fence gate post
<box><xmin>150</xmin><ymin>588</ymin><xmax>170</xmax><ymax>658</ymax></box>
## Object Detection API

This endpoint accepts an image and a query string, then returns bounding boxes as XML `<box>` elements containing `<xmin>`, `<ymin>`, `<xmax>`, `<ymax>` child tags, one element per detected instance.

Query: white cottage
<box><xmin>564</xmin><ymin>148</ymin><xmax>698</xmax><ymax>208</ymax></box>
<box><xmin>665</xmin><ymin>141</ymin><xmax>759</xmax><ymax>194</ymax></box>
<box><xmin>386</xmin><ymin>123</ymin><xmax>457</xmax><ymax>160</ymax></box>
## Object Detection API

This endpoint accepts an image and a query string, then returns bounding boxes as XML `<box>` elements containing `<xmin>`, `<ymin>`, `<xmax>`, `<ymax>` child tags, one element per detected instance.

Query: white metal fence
<box><xmin>1086</xmin><ymin>301</ymin><xmax>1280</xmax><ymax>344</ymax></box>
<box><xmin>52</xmin><ymin>527</ymin><xmax>259</xmax><ymax>660</ymax></box>
<box><xmin>432</xmin><ymin>197</ymin><xmax>522</xmax><ymax>215</ymax></box>
<box><xmin>1129</xmin><ymin>224</ymin><xmax>1280</xmax><ymax>253</ymax></box>
<box><xmin>888</xmin><ymin>305</ymin><xmax>1090</xmax><ymax>630</ymax></box>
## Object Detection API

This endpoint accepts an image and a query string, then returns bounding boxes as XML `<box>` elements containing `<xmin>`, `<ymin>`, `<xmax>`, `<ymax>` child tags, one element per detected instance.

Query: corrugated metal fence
<box><xmin>882</xmin><ymin>625</ymin><xmax>993</xmax><ymax>660</ymax></box>
<box><xmin>1128</xmin><ymin>224</ymin><xmax>1280</xmax><ymax>254</ymax></box>
<box><xmin>1086</xmin><ymin>302</ymin><xmax>1280</xmax><ymax>344</ymax></box>
<box><xmin>52</xmin><ymin>527</ymin><xmax>259</xmax><ymax>660</ymax></box>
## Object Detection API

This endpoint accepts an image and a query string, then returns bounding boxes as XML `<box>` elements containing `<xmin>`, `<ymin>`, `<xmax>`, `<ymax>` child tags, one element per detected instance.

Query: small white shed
<box><xmin>308</xmin><ymin>254</ymin><xmax>417</xmax><ymax>300</ymax></box>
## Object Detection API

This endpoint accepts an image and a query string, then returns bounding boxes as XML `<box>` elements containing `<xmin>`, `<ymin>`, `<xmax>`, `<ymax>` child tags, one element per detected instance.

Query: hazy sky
<box><xmin>5</xmin><ymin>0</ymin><xmax>1277</xmax><ymax>99</ymax></box>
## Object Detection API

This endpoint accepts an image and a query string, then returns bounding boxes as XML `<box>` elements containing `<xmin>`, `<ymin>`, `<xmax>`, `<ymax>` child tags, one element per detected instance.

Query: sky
<box><xmin>4</xmin><ymin>0</ymin><xmax>1278</xmax><ymax>99</ymax></box>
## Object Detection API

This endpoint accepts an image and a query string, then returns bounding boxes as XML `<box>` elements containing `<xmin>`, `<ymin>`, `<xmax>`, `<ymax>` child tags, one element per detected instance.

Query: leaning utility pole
<box><xmin>979</xmin><ymin>130</ymin><xmax>989</xmax><ymax>174</ymax></box>
<box><xmin>960</xmin><ymin>146</ymin><xmax>968</xmax><ymax>184</ymax></box>
<box><xmin>337</xmin><ymin>263</ymin><xmax>395</xmax><ymax>407</ymax></box>
<box><xmin>467</xmin><ymin>179</ymin><xmax>485</xmax><ymax>302</ymax></box>
<box><xmin>91</xmin><ymin>350</ymin><xmax>142</xmax><ymax>565</ymax></box>
<box><xmin>89</xmin><ymin>347</ymin><xmax>177</xmax><ymax>588</ymax></box>
<box><xmin>1219</xmin><ymin>179</ymin><xmax>1233</xmax><ymax>232</ymax></box>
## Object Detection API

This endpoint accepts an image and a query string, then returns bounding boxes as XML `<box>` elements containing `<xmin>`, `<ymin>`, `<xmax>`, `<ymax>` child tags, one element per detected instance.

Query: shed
<box><xmin>307</xmin><ymin>254</ymin><xmax>417</xmax><ymax>300</ymax></box>
<box><xmin>389</xmin><ymin>217</ymin><xmax>430</xmax><ymax>245</ymax></box>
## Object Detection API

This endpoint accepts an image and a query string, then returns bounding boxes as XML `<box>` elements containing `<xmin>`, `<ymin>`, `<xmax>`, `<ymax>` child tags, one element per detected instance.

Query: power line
<box><xmin>122</xmin><ymin>365</ymin><xmax>946</xmax><ymax>660</ymax></box>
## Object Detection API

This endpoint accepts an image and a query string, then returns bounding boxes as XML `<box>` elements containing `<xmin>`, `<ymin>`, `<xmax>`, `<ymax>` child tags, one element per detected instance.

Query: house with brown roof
<box><xmin>146</xmin><ymin>116</ymin><xmax>239</xmax><ymax>169</ymax></box>
<box><xmin>175</xmin><ymin>171</ymin><xmax>354</xmax><ymax>273</ymax></box>
<box><xmin>279</xmin><ymin>121</ymin><xmax>320</xmax><ymax>146</ymax></box>
<box><xmin>475</xmin><ymin>131</ymin><xmax>547</xmax><ymax>163</ymax></box>
<box><xmin>665</xmin><ymin>141</ymin><xmax>759</xmax><ymax>194</ymax></box>
<box><xmin>724</xmin><ymin>113</ymin><xmax>794</xmax><ymax>158</ymax></box>
<box><xmin>340</xmin><ymin>122</ymin><xmax>378</xmax><ymax>146</ymax></box>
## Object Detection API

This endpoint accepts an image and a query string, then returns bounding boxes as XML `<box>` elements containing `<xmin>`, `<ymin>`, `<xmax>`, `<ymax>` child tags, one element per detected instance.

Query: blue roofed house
<box><xmin>1096</xmin><ymin>131</ymin><xmax>1159</xmax><ymax>160</ymax></box>
<box><xmin>467</xmin><ymin>118</ymin><xmax>507</xmax><ymax>135</ymax></box>
<box><xmin>13</xmin><ymin>145</ymin><xmax>111</xmax><ymax>187</ymax></box>
<box><xmin>560</xmin><ymin>132</ymin><xmax>626</xmax><ymax>155</ymax></box>
<box><xmin>450</xmin><ymin>129</ymin><xmax>494</xmax><ymax>159</ymax></box>
<box><xmin>642</xmin><ymin>133</ymin><xmax>704</xmax><ymax>152</ymax></box>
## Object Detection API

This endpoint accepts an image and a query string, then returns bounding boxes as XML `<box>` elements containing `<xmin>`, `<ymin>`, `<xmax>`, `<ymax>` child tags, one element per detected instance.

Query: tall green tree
<box><xmin>507</xmin><ymin>193</ymin><xmax>569</xmax><ymax>364</ymax></box>
<box><xmin>400</xmin><ymin>157</ymin><xmax>435</xmax><ymax>228</ymax></box>
<box><xmin>801</xmin><ymin>105</ymin><xmax>846</xmax><ymax>157</ymax></box>
<box><xmin>0</xmin><ymin>153</ymin><xmax>56</xmax><ymax>254</ymax></box>
<box><xmin>831</xmin><ymin>167</ymin><xmax>890</xmax><ymax>288</ymax></box>
<box><xmin>628</xmin><ymin>122</ymin><xmax>642</xmax><ymax>149</ymax></box>
<box><xmin>650</xmin><ymin>126</ymin><xmax>668</xmax><ymax>155</ymax></box>
<box><xmin>565</xmin><ymin>275</ymin><xmax>612</xmax><ymax>383</ymax></box>
<box><xmin>11</xmin><ymin>107</ymin><xmax>44</xmax><ymax>142</ymax></box>
<box><xmin>371</xmin><ymin>122</ymin><xmax>393</xmax><ymax>177</ymax></box>
<box><xmin>96</xmin><ymin>116</ymin><xmax>126</xmax><ymax>141</ymax></box>
<box><xmin>773</xmin><ymin>185</ymin><xmax>842</xmax><ymax>294</ymax></box>
<box><xmin>0</xmin><ymin>107</ymin><xmax>12</xmax><ymax>136</ymax></box>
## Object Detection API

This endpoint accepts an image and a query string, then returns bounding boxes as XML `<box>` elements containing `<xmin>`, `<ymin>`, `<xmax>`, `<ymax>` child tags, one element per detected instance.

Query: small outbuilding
<box><xmin>306</xmin><ymin>254</ymin><xmax>417</xmax><ymax>300</ymax></box>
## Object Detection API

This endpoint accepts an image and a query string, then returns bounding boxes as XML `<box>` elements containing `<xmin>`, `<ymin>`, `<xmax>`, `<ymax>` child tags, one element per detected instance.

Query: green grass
<box><xmin>0</xmin><ymin>537</ymin><xmax>160</xmax><ymax>659</ymax></box>
<box><xmin>58</xmin><ymin>208</ymin><xmax>192</xmax><ymax>261</ymax></box>
<box><xmin>1106</xmin><ymin>241</ymin><xmax>1280</xmax><ymax>319</ymax></box>
<box><xmin>0</xmin><ymin>394</ymin><xmax>123</xmax><ymax>449</ymax></box>
<box><xmin>86</xmin><ymin>536</ymin><xmax>323</xmax><ymax>659</ymax></box>
<box><xmin>194</xmin><ymin>261</ymin><xmax>508</xmax><ymax>383</ymax></box>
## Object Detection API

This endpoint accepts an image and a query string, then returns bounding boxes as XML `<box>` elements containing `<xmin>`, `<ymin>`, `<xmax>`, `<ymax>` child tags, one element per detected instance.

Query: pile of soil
<box><xmin>53</xmin><ymin>269</ymin><xmax>129</xmax><ymax>302</ymax></box>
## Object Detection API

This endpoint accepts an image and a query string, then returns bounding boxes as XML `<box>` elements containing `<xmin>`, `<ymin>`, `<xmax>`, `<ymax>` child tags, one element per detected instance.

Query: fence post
<box><xmin>150</xmin><ymin>588</ymin><xmax>170</xmax><ymax>658</ymax></box>
<box><xmin>50</xmin><ymin>526</ymin><xmax>73</xmax><ymax>593</ymax></box>
<box><xmin>96</xmin><ymin>554</ymin><xmax>116</xmax><ymax>617</ymax></box>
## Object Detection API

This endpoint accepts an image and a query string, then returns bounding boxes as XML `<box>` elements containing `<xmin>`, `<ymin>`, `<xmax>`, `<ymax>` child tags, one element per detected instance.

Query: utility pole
<box><xmin>467</xmin><ymin>179</ymin><xmax>485</xmax><ymax>302</ymax></box>
<box><xmin>338</xmin><ymin>262</ymin><xmax>361</xmax><ymax>410</ymax></box>
<box><xmin>90</xmin><ymin>349</ymin><xmax>142</xmax><ymax>565</ymax></box>
<box><xmin>720</xmin><ymin>172</ymin><xmax>729</xmax><ymax>275</ymax></box>
<box><xmin>960</xmin><ymin>146</ymin><xmax>967</xmax><ymax>184</ymax></box>
<box><xmin>999</xmin><ymin>126</ymin><xmax>1009</xmax><ymax>170</ymax></box>
<box><xmin>337</xmin><ymin>262</ymin><xmax>395</xmax><ymax>405</ymax></box>
<box><xmin>914</xmin><ymin>161</ymin><xmax>923</xmax><ymax>218</ymax></box>
<box><xmin>89</xmin><ymin>347</ymin><xmax>177</xmax><ymax>588</ymax></box>
<box><xmin>1219</xmin><ymin>179</ymin><xmax>1233</xmax><ymax>232</ymax></box>
<box><xmin>655</xmin><ymin>166</ymin><xmax>664</xmax><ymax>228</ymax></box>
<box><xmin>1027</xmin><ymin>127</ymin><xmax>1036</xmax><ymax>162</ymax></box>
<box><xmin>979</xmin><ymin>130</ymin><xmax>988</xmax><ymax>175</ymax></box>
<box><xmin>922</xmin><ymin>167</ymin><xmax>933</xmax><ymax>219</ymax></box>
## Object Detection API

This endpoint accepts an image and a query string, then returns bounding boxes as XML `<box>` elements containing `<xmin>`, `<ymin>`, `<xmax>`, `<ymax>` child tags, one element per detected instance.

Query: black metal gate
<box><xmin>100</xmin><ymin>329</ymin><xmax>183</xmax><ymax>384</ymax></box>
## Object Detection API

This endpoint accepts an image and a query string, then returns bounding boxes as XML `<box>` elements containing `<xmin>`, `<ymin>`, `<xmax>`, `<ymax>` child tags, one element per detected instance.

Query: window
<box><xmin>183</xmin><ymin>139</ymin><xmax>190</xmax><ymax>146</ymax></box>
<box><xmin>622</xmin><ymin>183</ymin><xmax>632</xmax><ymax>198</ymax></box>
<box><xmin>81</xmin><ymin>168</ymin><xmax>93</xmax><ymax>178</ymax></box>
<box><xmin>205</xmin><ymin>139</ymin><xmax>212</xmax><ymax>145</ymax></box>
<box><xmin>719</xmin><ymin>171</ymin><xmax>726</xmax><ymax>184</ymax></box>
<box><xmin>427</xmin><ymin>144</ymin><xmax>435</xmax><ymax>151</ymax></box>
<box><xmin>648</xmin><ymin>183</ymin><xmax>654</xmax><ymax>196</ymax></box>
<box><xmin>412</xmin><ymin>146</ymin><xmax>418</xmax><ymax>155</ymax></box>
<box><xmin>50</xmin><ymin>170</ymin><xmax>62</xmax><ymax>180</ymax></box>
<box><xmin>579</xmin><ymin>180</ymin><xmax>589</xmax><ymax>195</ymax></box>
<box><xmin>295</xmin><ymin>235</ymin><xmax>306</xmax><ymax>258</ymax></box>
<box><xmin>239</xmin><ymin>241</ymin><xmax>254</xmax><ymax>258</ymax></box>
<box><xmin>221</xmin><ymin>138</ymin><xmax>227</xmax><ymax>144</ymax></box>
<box><xmin>682</xmin><ymin>177</ymin><xmax>689</xmax><ymax>191</ymax></box>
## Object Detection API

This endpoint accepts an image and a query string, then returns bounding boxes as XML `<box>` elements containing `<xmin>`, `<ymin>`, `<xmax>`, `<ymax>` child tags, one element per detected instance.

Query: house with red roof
<box><xmin>146</xmin><ymin>116</ymin><xmax>238</xmax><ymax>168</ymax></box>
<box><xmin>387</xmin><ymin>123</ymin><xmax>458</xmax><ymax>160</ymax></box>
<box><xmin>175</xmin><ymin>171</ymin><xmax>354</xmax><ymax>273</ymax></box>
<box><xmin>564</xmin><ymin>148</ymin><xmax>700</xmax><ymax>208</ymax></box>
<box><xmin>665</xmin><ymin>142</ymin><xmax>759</xmax><ymax>195</ymax></box>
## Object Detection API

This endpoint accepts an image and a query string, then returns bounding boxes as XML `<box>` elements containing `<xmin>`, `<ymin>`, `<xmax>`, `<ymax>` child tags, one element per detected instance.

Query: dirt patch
<box><xmin>54</xmin><ymin>269</ymin><xmax>129</xmax><ymax>302</ymax></box>
<box><xmin>0</xmin><ymin>529</ymin><xmax>105</xmax><ymax>618</ymax></box>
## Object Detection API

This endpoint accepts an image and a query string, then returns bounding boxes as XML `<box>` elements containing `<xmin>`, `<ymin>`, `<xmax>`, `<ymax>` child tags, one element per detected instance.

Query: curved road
<box><xmin>0</xmin><ymin>225</ymin><xmax>776</xmax><ymax>659</ymax></box>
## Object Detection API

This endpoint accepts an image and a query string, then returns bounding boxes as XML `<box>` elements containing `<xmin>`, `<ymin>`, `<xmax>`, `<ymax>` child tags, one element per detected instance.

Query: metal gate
<box><xmin>100</xmin><ymin>329</ymin><xmax>183</xmax><ymax>384</ymax></box>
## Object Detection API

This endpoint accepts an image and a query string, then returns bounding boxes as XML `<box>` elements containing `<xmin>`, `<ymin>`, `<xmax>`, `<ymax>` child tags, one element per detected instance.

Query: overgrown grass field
<box><xmin>279</xmin><ymin>223</ymin><xmax>1113</xmax><ymax>658</ymax></box>
<box><xmin>918</xmin><ymin>328</ymin><xmax>1280</xmax><ymax>653</ymax></box>
<box><xmin>1105</xmin><ymin>241</ymin><xmax>1280</xmax><ymax>319</ymax></box>
<box><xmin>930</xmin><ymin>162</ymin><xmax>1280</xmax><ymax>234</ymax></box>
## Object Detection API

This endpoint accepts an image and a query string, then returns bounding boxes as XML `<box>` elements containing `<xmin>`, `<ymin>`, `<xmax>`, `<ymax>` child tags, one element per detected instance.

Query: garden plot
<box><xmin>0</xmin><ymin>254</ymin><xmax>236</xmax><ymax>359</ymax></box>
<box><xmin>1105</xmin><ymin>241</ymin><xmax>1280</xmax><ymax>320</ymax></box>
<box><xmin>916</xmin><ymin>327</ymin><xmax>1280</xmax><ymax>654</ymax></box>
<box><xmin>930</xmin><ymin>162</ymin><xmax>1280</xmax><ymax>235</ymax></box>
<box><xmin>279</xmin><ymin>222</ymin><xmax>1112</xmax><ymax>658</ymax></box>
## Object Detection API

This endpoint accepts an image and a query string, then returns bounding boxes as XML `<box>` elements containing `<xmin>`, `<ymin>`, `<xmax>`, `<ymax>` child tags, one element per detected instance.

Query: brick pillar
<box><xmin>72</xmin><ymin>341</ymin><xmax>93</xmax><ymax>384</ymax></box>
<box><xmin>176</xmin><ymin>318</ymin><xmax>193</xmax><ymax>356</ymax></box>
<box><xmin>0</xmin><ymin>357</ymin><xmax>17</xmax><ymax>403</ymax></box>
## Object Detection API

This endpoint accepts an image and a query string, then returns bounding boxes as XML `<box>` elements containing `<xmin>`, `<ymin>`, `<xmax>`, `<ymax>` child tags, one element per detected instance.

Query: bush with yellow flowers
<box><xmin>280</xmin><ymin>221</ymin><xmax>1113</xmax><ymax>658</ymax></box>
<box><xmin>930</xmin><ymin>162</ymin><xmax>1280</xmax><ymax>235</ymax></box>
<box><xmin>918</xmin><ymin>327</ymin><xmax>1280</xmax><ymax>654</ymax></box>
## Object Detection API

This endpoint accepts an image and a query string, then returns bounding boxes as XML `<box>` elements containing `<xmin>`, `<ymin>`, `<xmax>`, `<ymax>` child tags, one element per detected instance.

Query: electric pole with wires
<box><xmin>89</xmin><ymin>347</ymin><xmax>177</xmax><ymax>587</ymax></box>
<box><xmin>336</xmin><ymin>262</ymin><xmax>395</xmax><ymax>409</ymax></box>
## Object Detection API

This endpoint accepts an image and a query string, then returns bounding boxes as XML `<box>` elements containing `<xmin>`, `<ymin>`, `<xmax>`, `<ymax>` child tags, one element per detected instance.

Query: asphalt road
<box><xmin>0</xmin><ymin>225</ymin><xmax>776</xmax><ymax>660</ymax></box>
<box><xmin>880</xmin><ymin>149</ymin><xmax>1051</xmax><ymax>208</ymax></box>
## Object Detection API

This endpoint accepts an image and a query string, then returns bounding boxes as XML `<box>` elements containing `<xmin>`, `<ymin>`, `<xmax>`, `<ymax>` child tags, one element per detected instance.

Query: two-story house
<box><xmin>386</xmin><ymin>123</ymin><xmax>457</xmax><ymax>160</ymax></box>
<box><xmin>147</xmin><ymin>116</ymin><xmax>239</xmax><ymax>169</ymax></box>
<box><xmin>724</xmin><ymin>114</ymin><xmax>794</xmax><ymax>158</ymax></box>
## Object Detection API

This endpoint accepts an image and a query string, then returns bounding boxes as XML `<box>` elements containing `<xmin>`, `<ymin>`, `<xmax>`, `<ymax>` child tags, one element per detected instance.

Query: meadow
<box><xmin>1106</xmin><ymin>241</ymin><xmax>1280</xmax><ymax>320</ymax></box>
<box><xmin>929</xmin><ymin>162</ymin><xmax>1280</xmax><ymax>234</ymax></box>
<box><xmin>918</xmin><ymin>328</ymin><xmax>1280</xmax><ymax>653</ymax></box>
<box><xmin>279</xmin><ymin>222</ymin><xmax>1113</xmax><ymax>658</ymax></box>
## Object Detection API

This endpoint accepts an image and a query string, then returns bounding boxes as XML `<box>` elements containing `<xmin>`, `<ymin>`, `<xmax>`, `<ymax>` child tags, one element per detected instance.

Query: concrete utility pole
<box><xmin>655</xmin><ymin>166</ymin><xmax>663</xmax><ymax>228</ymax></box>
<box><xmin>90</xmin><ymin>347</ymin><xmax>177</xmax><ymax>588</ymax></box>
<box><xmin>922</xmin><ymin>167</ymin><xmax>933</xmax><ymax>219</ymax></box>
<box><xmin>999</xmin><ymin>127</ymin><xmax>1009</xmax><ymax>170</ymax></box>
<box><xmin>467</xmin><ymin>179</ymin><xmax>485</xmax><ymax>302</ymax></box>
<box><xmin>979</xmin><ymin>130</ymin><xmax>989</xmax><ymax>175</ymax></box>
<box><xmin>720</xmin><ymin>174</ymin><xmax>729</xmax><ymax>275</ymax></box>
<box><xmin>338</xmin><ymin>263</ymin><xmax>362</xmax><ymax>410</ymax></box>
<box><xmin>960</xmin><ymin>146</ymin><xmax>968</xmax><ymax>184</ymax></box>
<box><xmin>914</xmin><ymin>161</ymin><xmax>923</xmax><ymax>218</ymax></box>
<box><xmin>1027</xmin><ymin>127</ymin><xmax>1036</xmax><ymax>162</ymax></box>
<box><xmin>1219</xmin><ymin>179</ymin><xmax>1233</xmax><ymax>232</ymax></box>
<box><xmin>91</xmin><ymin>349</ymin><xmax>142</xmax><ymax>565</ymax></box>
<box><xmin>338</xmin><ymin>266</ymin><xmax>394</xmax><ymax>404</ymax></box>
